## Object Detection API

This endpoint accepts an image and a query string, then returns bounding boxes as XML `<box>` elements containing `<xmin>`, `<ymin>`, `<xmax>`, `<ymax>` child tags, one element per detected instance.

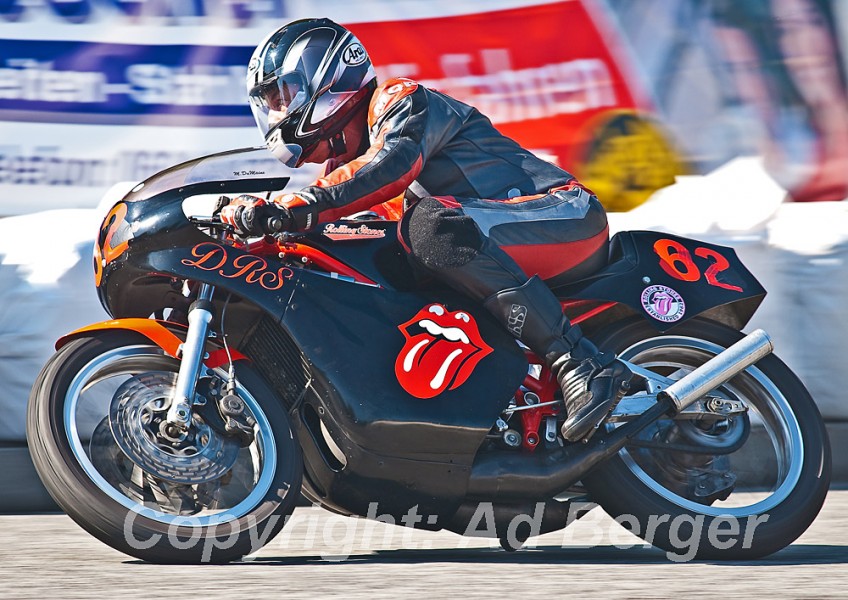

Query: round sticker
<box><xmin>641</xmin><ymin>285</ymin><xmax>686</xmax><ymax>323</ymax></box>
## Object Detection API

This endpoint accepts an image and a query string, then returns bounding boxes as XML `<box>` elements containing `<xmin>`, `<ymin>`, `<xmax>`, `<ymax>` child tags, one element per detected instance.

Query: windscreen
<box><xmin>124</xmin><ymin>147</ymin><xmax>298</xmax><ymax>203</ymax></box>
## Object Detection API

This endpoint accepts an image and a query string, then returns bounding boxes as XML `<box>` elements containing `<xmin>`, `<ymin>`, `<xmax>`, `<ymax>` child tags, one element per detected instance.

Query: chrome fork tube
<box><xmin>166</xmin><ymin>283</ymin><xmax>215</xmax><ymax>429</ymax></box>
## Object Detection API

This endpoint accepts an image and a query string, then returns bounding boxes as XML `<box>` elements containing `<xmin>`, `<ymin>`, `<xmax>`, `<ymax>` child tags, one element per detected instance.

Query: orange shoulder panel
<box><xmin>368</xmin><ymin>77</ymin><xmax>419</xmax><ymax>129</ymax></box>
<box><xmin>310</xmin><ymin>128</ymin><xmax>388</xmax><ymax>189</ymax></box>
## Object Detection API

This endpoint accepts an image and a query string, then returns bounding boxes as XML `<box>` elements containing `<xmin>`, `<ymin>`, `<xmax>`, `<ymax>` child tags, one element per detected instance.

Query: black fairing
<box><xmin>94</xmin><ymin>148</ymin><xmax>527</xmax><ymax>521</ymax></box>
<box><xmin>552</xmin><ymin>231</ymin><xmax>766</xmax><ymax>332</ymax></box>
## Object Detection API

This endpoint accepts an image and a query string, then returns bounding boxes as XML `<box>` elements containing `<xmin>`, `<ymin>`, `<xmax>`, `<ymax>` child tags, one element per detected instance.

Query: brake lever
<box><xmin>212</xmin><ymin>195</ymin><xmax>231</xmax><ymax>217</ymax></box>
<box><xmin>272</xmin><ymin>230</ymin><xmax>306</xmax><ymax>244</ymax></box>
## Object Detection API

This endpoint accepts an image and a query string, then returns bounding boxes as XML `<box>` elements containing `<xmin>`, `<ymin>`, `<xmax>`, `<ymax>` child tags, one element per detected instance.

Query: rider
<box><xmin>222</xmin><ymin>18</ymin><xmax>633</xmax><ymax>442</ymax></box>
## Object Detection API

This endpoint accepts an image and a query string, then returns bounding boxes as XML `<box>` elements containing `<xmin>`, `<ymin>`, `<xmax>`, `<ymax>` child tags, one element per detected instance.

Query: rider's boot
<box><xmin>483</xmin><ymin>275</ymin><xmax>632</xmax><ymax>442</ymax></box>
<box><xmin>399</xmin><ymin>199</ymin><xmax>631</xmax><ymax>441</ymax></box>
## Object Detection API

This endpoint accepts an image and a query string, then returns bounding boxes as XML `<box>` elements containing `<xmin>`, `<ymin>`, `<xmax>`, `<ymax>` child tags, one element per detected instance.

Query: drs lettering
<box><xmin>182</xmin><ymin>242</ymin><xmax>294</xmax><ymax>291</ymax></box>
<box><xmin>653</xmin><ymin>239</ymin><xmax>743</xmax><ymax>292</ymax></box>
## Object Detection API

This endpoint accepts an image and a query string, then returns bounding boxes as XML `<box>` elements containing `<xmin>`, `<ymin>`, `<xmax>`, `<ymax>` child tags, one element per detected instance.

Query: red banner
<box><xmin>348</xmin><ymin>1</ymin><xmax>640</xmax><ymax>164</ymax></box>
<box><xmin>346</xmin><ymin>2</ymin><xmax>685</xmax><ymax>210</ymax></box>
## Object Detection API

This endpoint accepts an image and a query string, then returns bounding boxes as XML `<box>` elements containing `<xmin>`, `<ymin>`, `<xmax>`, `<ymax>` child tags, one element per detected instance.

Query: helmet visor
<box><xmin>248</xmin><ymin>70</ymin><xmax>310</xmax><ymax>136</ymax></box>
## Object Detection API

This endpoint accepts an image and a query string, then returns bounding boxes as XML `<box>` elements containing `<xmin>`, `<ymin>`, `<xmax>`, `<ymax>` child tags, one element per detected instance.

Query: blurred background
<box><xmin>2</xmin><ymin>0</ymin><xmax>848</xmax><ymax>212</ymax></box>
<box><xmin>0</xmin><ymin>0</ymin><xmax>846</xmax><ymax>507</ymax></box>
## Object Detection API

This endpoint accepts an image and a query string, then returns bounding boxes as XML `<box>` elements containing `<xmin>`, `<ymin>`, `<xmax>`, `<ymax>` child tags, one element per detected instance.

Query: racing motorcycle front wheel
<box><xmin>583</xmin><ymin>317</ymin><xmax>831</xmax><ymax>560</ymax></box>
<box><xmin>27</xmin><ymin>330</ymin><xmax>302</xmax><ymax>564</ymax></box>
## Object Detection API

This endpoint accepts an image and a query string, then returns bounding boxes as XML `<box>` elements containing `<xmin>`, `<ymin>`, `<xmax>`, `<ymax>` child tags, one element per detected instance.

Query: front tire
<box><xmin>27</xmin><ymin>331</ymin><xmax>302</xmax><ymax>563</ymax></box>
<box><xmin>583</xmin><ymin>317</ymin><xmax>831</xmax><ymax>560</ymax></box>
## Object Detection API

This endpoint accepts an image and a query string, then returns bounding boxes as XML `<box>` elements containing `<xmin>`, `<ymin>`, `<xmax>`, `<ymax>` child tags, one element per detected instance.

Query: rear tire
<box><xmin>583</xmin><ymin>317</ymin><xmax>830</xmax><ymax>560</ymax></box>
<box><xmin>27</xmin><ymin>331</ymin><xmax>302</xmax><ymax>563</ymax></box>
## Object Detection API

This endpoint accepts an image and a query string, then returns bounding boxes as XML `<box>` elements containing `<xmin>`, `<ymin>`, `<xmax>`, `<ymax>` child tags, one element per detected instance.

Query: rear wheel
<box><xmin>27</xmin><ymin>331</ymin><xmax>302</xmax><ymax>563</ymax></box>
<box><xmin>583</xmin><ymin>317</ymin><xmax>830</xmax><ymax>559</ymax></box>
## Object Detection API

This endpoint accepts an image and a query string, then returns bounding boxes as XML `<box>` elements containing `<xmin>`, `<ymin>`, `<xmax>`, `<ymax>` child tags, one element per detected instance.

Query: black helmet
<box><xmin>247</xmin><ymin>18</ymin><xmax>377</xmax><ymax>167</ymax></box>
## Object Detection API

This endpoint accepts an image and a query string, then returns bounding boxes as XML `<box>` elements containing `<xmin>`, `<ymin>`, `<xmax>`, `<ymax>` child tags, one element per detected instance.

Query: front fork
<box><xmin>165</xmin><ymin>282</ymin><xmax>216</xmax><ymax>429</ymax></box>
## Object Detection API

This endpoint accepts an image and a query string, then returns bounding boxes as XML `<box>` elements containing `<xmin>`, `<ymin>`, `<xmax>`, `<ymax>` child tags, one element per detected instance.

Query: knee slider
<box><xmin>402</xmin><ymin>197</ymin><xmax>483</xmax><ymax>269</ymax></box>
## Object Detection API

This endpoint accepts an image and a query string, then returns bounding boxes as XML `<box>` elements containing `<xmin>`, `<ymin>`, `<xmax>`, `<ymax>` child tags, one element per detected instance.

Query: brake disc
<box><xmin>89</xmin><ymin>417</ymin><xmax>151</xmax><ymax>504</ymax></box>
<box><xmin>109</xmin><ymin>372</ymin><xmax>240</xmax><ymax>485</ymax></box>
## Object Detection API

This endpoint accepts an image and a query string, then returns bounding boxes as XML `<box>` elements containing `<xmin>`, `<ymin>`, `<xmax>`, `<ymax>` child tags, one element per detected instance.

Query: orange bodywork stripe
<box><xmin>56</xmin><ymin>318</ymin><xmax>247</xmax><ymax>368</ymax></box>
<box><xmin>279</xmin><ymin>243</ymin><xmax>379</xmax><ymax>285</ymax></box>
<box><xmin>57</xmin><ymin>319</ymin><xmax>183</xmax><ymax>355</ymax></box>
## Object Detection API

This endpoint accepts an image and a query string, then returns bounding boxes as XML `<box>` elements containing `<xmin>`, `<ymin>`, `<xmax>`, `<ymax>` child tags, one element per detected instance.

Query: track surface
<box><xmin>1</xmin><ymin>490</ymin><xmax>846</xmax><ymax>599</ymax></box>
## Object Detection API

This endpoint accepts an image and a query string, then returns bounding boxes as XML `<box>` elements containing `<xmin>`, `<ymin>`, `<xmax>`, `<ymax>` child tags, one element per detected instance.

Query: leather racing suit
<box><xmin>284</xmin><ymin>77</ymin><xmax>610</xmax><ymax>293</ymax></box>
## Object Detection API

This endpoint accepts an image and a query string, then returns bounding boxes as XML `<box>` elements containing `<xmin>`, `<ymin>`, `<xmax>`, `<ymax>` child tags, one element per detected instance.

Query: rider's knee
<box><xmin>399</xmin><ymin>196</ymin><xmax>483</xmax><ymax>269</ymax></box>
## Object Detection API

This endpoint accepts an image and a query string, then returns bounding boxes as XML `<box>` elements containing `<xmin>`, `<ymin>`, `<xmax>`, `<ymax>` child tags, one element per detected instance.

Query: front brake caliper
<box><xmin>196</xmin><ymin>377</ymin><xmax>256</xmax><ymax>448</ymax></box>
<box><xmin>217</xmin><ymin>394</ymin><xmax>256</xmax><ymax>447</ymax></box>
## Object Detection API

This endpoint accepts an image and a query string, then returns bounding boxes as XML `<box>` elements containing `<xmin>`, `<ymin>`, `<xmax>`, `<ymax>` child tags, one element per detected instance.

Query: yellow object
<box><xmin>576</xmin><ymin>110</ymin><xmax>687</xmax><ymax>212</ymax></box>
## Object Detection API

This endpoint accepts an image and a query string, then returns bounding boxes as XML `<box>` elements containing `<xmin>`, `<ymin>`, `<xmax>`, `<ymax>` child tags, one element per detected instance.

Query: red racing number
<box><xmin>654</xmin><ymin>238</ymin><xmax>699</xmax><ymax>282</ymax></box>
<box><xmin>653</xmin><ymin>239</ymin><xmax>743</xmax><ymax>292</ymax></box>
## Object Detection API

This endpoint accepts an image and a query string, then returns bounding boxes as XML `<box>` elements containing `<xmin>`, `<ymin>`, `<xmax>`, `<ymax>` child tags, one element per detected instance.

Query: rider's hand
<box><xmin>273</xmin><ymin>193</ymin><xmax>320</xmax><ymax>232</ymax></box>
<box><xmin>220</xmin><ymin>195</ymin><xmax>294</xmax><ymax>236</ymax></box>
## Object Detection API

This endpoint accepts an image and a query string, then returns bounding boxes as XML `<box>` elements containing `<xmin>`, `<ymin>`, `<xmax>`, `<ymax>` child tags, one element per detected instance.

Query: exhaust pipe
<box><xmin>466</xmin><ymin>329</ymin><xmax>775</xmax><ymax>502</ymax></box>
<box><xmin>659</xmin><ymin>329</ymin><xmax>773</xmax><ymax>413</ymax></box>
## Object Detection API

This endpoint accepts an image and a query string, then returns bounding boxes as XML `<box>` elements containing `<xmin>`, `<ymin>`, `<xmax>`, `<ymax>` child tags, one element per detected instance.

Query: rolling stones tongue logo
<box><xmin>395</xmin><ymin>303</ymin><xmax>493</xmax><ymax>399</ymax></box>
<box><xmin>641</xmin><ymin>284</ymin><xmax>686</xmax><ymax>323</ymax></box>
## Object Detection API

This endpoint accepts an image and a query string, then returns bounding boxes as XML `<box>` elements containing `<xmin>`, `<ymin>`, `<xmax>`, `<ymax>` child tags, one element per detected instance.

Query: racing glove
<box><xmin>221</xmin><ymin>194</ymin><xmax>315</xmax><ymax>236</ymax></box>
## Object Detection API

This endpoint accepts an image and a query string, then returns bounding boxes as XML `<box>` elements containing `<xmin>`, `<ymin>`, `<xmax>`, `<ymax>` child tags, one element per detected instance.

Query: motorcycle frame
<box><xmin>69</xmin><ymin>151</ymin><xmax>768</xmax><ymax>524</ymax></box>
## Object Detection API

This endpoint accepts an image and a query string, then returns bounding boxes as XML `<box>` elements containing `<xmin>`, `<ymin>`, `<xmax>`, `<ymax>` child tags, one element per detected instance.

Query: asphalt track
<box><xmin>0</xmin><ymin>490</ymin><xmax>846</xmax><ymax>599</ymax></box>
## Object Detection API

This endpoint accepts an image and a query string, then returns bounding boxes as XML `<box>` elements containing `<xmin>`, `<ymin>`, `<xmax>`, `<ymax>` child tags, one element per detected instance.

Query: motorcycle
<box><xmin>27</xmin><ymin>147</ymin><xmax>831</xmax><ymax>563</ymax></box>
